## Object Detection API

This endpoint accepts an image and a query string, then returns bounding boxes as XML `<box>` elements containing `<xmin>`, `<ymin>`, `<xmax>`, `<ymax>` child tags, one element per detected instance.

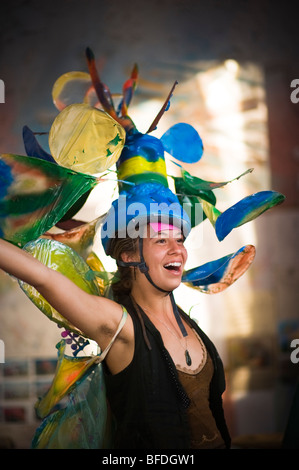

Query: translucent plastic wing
<box><xmin>35</xmin><ymin>340</ymin><xmax>100</xmax><ymax>419</ymax></box>
<box><xmin>33</xmin><ymin>342</ymin><xmax>112</xmax><ymax>449</ymax></box>
<box><xmin>86</xmin><ymin>251</ymin><xmax>113</xmax><ymax>296</ymax></box>
<box><xmin>19</xmin><ymin>239</ymin><xmax>100</xmax><ymax>335</ymax></box>
<box><xmin>42</xmin><ymin>218</ymin><xmax>101</xmax><ymax>260</ymax></box>
<box><xmin>0</xmin><ymin>154</ymin><xmax>97</xmax><ymax>246</ymax></box>
<box><xmin>182</xmin><ymin>245</ymin><xmax>256</xmax><ymax>294</ymax></box>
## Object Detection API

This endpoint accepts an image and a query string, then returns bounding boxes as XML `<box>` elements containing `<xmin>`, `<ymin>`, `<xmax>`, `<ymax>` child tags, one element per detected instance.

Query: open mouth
<box><xmin>163</xmin><ymin>262</ymin><xmax>182</xmax><ymax>274</ymax></box>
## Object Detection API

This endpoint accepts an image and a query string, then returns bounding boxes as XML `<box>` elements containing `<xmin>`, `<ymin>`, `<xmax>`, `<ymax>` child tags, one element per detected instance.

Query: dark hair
<box><xmin>110</xmin><ymin>235</ymin><xmax>153</xmax><ymax>351</ymax></box>
<box><xmin>110</xmin><ymin>236</ymin><xmax>139</xmax><ymax>302</ymax></box>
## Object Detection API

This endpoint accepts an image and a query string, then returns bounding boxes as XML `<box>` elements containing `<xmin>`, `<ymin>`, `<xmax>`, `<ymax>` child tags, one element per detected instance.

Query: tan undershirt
<box><xmin>176</xmin><ymin>334</ymin><xmax>225</xmax><ymax>449</ymax></box>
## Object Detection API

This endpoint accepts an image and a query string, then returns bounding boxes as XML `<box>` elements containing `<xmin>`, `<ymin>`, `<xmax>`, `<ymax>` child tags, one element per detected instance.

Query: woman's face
<box><xmin>140</xmin><ymin>224</ymin><xmax>188</xmax><ymax>292</ymax></box>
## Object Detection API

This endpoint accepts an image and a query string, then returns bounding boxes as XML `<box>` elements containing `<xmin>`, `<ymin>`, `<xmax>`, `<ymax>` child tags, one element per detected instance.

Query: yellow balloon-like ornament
<box><xmin>49</xmin><ymin>103</ymin><xmax>126</xmax><ymax>174</ymax></box>
<box><xmin>52</xmin><ymin>71</ymin><xmax>92</xmax><ymax>111</ymax></box>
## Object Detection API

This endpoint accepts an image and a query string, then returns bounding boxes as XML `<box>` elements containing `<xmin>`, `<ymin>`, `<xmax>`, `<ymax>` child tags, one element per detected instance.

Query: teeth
<box><xmin>164</xmin><ymin>262</ymin><xmax>181</xmax><ymax>268</ymax></box>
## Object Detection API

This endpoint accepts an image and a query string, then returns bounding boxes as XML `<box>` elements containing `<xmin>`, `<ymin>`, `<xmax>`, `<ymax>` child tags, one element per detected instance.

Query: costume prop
<box><xmin>0</xmin><ymin>47</ymin><xmax>285</xmax><ymax>448</ymax></box>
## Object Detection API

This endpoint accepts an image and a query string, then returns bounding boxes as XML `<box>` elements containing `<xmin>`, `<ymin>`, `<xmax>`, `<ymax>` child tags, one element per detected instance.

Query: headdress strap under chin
<box><xmin>117</xmin><ymin>237</ymin><xmax>188</xmax><ymax>337</ymax></box>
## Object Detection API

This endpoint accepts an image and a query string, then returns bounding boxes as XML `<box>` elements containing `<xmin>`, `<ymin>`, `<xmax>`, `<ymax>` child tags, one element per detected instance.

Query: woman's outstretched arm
<box><xmin>0</xmin><ymin>238</ymin><xmax>131</xmax><ymax>352</ymax></box>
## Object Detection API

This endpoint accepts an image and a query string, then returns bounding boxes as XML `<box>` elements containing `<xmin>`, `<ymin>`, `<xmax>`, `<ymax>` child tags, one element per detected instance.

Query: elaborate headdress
<box><xmin>0</xmin><ymin>47</ymin><xmax>285</xmax><ymax>303</ymax></box>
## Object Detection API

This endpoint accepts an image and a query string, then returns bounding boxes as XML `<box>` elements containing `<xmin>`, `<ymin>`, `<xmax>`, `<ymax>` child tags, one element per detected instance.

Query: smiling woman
<box><xmin>0</xmin><ymin>206</ymin><xmax>231</xmax><ymax>449</ymax></box>
<box><xmin>90</xmin><ymin>184</ymin><xmax>231</xmax><ymax>449</ymax></box>
<box><xmin>0</xmin><ymin>165</ymin><xmax>232</xmax><ymax>448</ymax></box>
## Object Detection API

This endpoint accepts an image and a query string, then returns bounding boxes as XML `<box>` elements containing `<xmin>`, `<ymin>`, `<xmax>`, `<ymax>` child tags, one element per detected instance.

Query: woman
<box><xmin>0</xmin><ymin>180</ymin><xmax>230</xmax><ymax>449</ymax></box>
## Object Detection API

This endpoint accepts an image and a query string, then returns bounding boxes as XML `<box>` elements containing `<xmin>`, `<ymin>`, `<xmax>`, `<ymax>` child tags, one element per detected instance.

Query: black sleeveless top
<box><xmin>104</xmin><ymin>297</ymin><xmax>231</xmax><ymax>449</ymax></box>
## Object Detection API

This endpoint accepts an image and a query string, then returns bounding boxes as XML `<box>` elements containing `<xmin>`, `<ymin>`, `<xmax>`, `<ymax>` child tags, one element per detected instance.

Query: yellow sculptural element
<box><xmin>49</xmin><ymin>103</ymin><xmax>126</xmax><ymax>174</ymax></box>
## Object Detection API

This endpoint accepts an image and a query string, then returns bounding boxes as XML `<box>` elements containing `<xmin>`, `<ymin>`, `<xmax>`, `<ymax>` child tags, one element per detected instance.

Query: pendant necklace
<box><xmin>142</xmin><ymin>307</ymin><xmax>192</xmax><ymax>367</ymax></box>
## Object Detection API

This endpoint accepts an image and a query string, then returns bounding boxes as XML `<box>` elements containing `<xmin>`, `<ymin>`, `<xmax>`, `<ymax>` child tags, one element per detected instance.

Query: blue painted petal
<box><xmin>215</xmin><ymin>191</ymin><xmax>285</xmax><ymax>241</ymax></box>
<box><xmin>182</xmin><ymin>254</ymin><xmax>232</xmax><ymax>285</ymax></box>
<box><xmin>0</xmin><ymin>158</ymin><xmax>13</xmax><ymax>199</ymax></box>
<box><xmin>22</xmin><ymin>126</ymin><xmax>57</xmax><ymax>164</ymax></box>
<box><xmin>182</xmin><ymin>245</ymin><xmax>256</xmax><ymax>294</ymax></box>
<box><xmin>160</xmin><ymin>123</ymin><xmax>203</xmax><ymax>163</ymax></box>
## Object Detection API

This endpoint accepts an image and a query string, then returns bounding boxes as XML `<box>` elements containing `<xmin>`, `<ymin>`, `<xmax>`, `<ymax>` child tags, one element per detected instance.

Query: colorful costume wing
<box><xmin>35</xmin><ymin>340</ymin><xmax>101</xmax><ymax>419</ymax></box>
<box><xmin>42</xmin><ymin>218</ymin><xmax>101</xmax><ymax>260</ymax></box>
<box><xmin>32</xmin><ymin>341</ymin><xmax>113</xmax><ymax>449</ymax></box>
<box><xmin>19</xmin><ymin>238</ymin><xmax>100</xmax><ymax>336</ymax></box>
<box><xmin>86</xmin><ymin>251</ymin><xmax>114</xmax><ymax>295</ymax></box>
<box><xmin>18</xmin><ymin>237</ymin><xmax>113</xmax><ymax>449</ymax></box>
<box><xmin>0</xmin><ymin>154</ymin><xmax>97</xmax><ymax>246</ymax></box>
<box><xmin>32</xmin><ymin>306</ymin><xmax>128</xmax><ymax>449</ymax></box>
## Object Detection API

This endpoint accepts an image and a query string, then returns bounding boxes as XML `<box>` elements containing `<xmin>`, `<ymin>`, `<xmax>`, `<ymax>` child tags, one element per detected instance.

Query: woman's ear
<box><xmin>120</xmin><ymin>251</ymin><xmax>138</xmax><ymax>263</ymax></box>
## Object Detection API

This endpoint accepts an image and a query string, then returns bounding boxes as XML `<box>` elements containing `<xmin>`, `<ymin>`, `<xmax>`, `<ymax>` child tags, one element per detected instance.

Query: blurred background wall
<box><xmin>0</xmin><ymin>0</ymin><xmax>298</xmax><ymax>448</ymax></box>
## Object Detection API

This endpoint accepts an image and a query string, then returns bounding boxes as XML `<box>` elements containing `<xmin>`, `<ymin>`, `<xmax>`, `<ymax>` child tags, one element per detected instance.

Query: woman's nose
<box><xmin>167</xmin><ymin>239</ymin><xmax>182</xmax><ymax>253</ymax></box>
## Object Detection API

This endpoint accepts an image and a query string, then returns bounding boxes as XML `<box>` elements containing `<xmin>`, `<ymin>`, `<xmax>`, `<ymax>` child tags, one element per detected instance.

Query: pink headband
<box><xmin>149</xmin><ymin>222</ymin><xmax>176</xmax><ymax>233</ymax></box>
